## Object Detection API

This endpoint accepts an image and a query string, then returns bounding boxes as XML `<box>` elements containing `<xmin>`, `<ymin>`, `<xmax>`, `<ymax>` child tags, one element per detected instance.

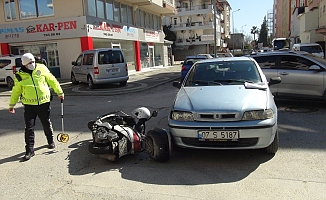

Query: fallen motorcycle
<box><xmin>88</xmin><ymin>107</ymin><xmax>171</xmax><ymax>162</ymax></box>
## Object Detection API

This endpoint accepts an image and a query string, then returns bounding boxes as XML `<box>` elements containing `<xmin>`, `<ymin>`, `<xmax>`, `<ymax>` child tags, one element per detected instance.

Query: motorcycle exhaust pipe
<box><xmin>57</xmin><ymin>99</ymin><xmax>69</xmax><ymax>143</ymax></box>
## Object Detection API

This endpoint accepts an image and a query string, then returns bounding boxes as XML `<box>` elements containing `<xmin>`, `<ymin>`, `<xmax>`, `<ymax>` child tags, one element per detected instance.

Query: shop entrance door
<box><xmin>148</xmin><ymin>46</ymin><xmax>154</xmax><ymax>67</ymax></box>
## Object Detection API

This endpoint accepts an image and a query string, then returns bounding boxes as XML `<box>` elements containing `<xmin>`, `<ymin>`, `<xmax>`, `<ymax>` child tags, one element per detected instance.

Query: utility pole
<box><xmin>213</xmin><ymin>0</ymin><xmax>217</xmax><ymax>58</ymax></box>
<box><xmin>232</xmin><ymin>9</ymin><xmax>240</xmax><ymax>56</ymax></box>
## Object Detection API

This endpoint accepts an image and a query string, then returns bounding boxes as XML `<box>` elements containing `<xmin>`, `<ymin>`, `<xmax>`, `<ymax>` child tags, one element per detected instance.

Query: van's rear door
<box><xmin>97</xmin><ymin>49</ymin><xmax>128</xmax><ymax>79</ymax></box>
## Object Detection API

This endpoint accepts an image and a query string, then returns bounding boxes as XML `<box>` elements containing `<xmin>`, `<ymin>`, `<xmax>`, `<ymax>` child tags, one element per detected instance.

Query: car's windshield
<box><xmin>184</xmin><ymin>60</ymin><xmax>261</xmax><ymax>86</ymax></box>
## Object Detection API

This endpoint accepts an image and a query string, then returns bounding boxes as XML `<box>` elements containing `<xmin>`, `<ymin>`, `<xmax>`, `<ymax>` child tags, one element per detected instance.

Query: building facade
<box><xmin>0</xmin><ymin>0</ymin><xmax>175</xmax><ymax>78</ymax></box>
<box><xmin>275</xmin><ymin>0</ymin><xmax>325</xmax><ymax>52</ymax></box>
<box><xmin>162</xmin><ymin>0</ymin><xmax>230</xmax><ymax>61</ymax></box>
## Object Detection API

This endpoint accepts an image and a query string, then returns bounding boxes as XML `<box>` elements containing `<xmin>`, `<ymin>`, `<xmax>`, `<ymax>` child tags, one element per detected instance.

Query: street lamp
<box><xmin>232</xmin><ymin>8</ymin><xmax>240</xmax><ymax>56</ymax></box>
<box><xmin>241</xmin><ymin>24</ymin><xmax>247</xmax><ymax>50</ymax></box>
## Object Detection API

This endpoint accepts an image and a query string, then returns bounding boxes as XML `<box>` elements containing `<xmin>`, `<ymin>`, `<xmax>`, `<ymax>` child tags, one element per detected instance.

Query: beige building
<box><xmin>0</xmin><ymin>0</ymin><xmax>175</xmax><ymax>78</ymax></box>
<box><xmin>275</xmin><ymin>0</ymin><xmax>325</xmax><ymax>52</ymax></box>
<box><xmin>162</xmin><ymin>0</ymin><xmax>231</xmax><ymax>60</ymax></box>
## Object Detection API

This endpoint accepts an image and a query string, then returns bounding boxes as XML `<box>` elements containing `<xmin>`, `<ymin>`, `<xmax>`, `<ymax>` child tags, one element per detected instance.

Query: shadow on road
<box><xmin>67</xmin><ymin>139</ymin><xmax>274</xmax><ymax>185</ymax></box>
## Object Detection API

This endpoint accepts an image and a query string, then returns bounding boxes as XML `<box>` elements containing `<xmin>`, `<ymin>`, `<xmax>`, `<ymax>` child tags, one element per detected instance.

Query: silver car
<box><xmin>71</xmin><ymin>48</ymin><xmax>129</xmax><ymax>89</ymax></box>
<box><xmin>249</xmin><ymin>51</ymin><xmax>326</xmax><ymax>100</ymax></box>
<box><xmin>168</xmin><ymin>57</ymin><xmax>281</xmax><ymax>154</ymax></box>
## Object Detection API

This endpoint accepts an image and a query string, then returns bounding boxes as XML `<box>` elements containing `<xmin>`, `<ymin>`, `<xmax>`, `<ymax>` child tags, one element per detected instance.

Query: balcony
<box><xmin>175</xmin><ymin>34</ymin><xmax>219</xmax><ymax>46</ymax></box>
<box><xmin>128</xmin><ymin>0</ymin><xmax>176</xmax><ymax>15</ymax></box>
<box><xmin>175</xmin><ymin>4</ymin><xmax>214</xmax><ymax>16</ymax></box>
<box><xmin>170</xmin><ymin>21</ymin><xmax>217</xmax><ymax>31</ymax></box>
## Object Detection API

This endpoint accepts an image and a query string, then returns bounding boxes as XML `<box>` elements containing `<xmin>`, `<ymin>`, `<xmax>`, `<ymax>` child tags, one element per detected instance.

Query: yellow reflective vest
<box><xmin>9</xmin><ymin>64</ymin><xmax>64</xmax><ymax>108</ymax></box>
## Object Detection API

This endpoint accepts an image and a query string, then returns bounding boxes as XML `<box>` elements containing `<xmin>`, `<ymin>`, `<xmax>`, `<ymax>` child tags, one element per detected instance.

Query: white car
<box><xmin>169</xmin><ymin>57</ymin><xmax>281</xmax><ymax>154</ymax></box>
<box><xmin>0</xmin><ymin>55</ymin><xmax>22</xmax><ymax>88</ymax></box>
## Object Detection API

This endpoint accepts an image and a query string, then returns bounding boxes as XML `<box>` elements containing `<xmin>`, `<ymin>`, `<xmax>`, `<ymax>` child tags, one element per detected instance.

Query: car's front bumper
<box><xmin>169</xmin><ymin>119</ymin><xmax>277</xmax><ymax>150</ymax></box>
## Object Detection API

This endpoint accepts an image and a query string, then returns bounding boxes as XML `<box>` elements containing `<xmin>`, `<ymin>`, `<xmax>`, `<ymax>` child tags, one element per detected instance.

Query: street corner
<box><xmin>59</xmin><ymin>66</ymin><xmax>180</xmax><ymax>96</ymax></box>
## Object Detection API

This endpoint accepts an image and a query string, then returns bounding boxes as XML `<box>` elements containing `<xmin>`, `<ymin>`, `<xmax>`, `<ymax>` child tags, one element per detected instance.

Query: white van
<box><xmin>71</xmin><ymin>48</ymin><xmax>129</xmax><ymax>89</ymax></box>
<box><xmin>292</xmin><ymin>43</ymin><xmax>324</xmax><ymax>58</ymax></box>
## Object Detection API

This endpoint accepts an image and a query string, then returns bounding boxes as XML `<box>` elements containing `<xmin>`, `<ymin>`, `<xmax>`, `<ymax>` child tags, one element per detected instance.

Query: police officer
<box><xmin>9</xmin><ymin>53</ymin><xmax>64</xmax><ymax>161</ymax></box>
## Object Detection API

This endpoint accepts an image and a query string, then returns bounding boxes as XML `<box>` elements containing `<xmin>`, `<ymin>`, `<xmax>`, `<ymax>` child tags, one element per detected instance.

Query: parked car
<box><xmin>197</xmin><ymin>54</ymin><xmax>214</xmax><ymax>59</ymax></box>
<box><xmin>0</xmin><ymin>55</ymin><xmax>22</xmax><ymax>89</ymax></box>
<box><xmin>180</xmin><ymin>55</ymin><xmax>207</xmax><ymax>82</ymax></box>
<box><xmin>71</xmin><ymin>48</ymin><xmax>129</xmax><ymax>89</ymax></box>
<box><xmin>248</xmin><ymin>51</ymin><xmax>326</xmax><ymax>100</ymax></box>
<box><xmin>169</xmin><ymin>57</ymin><xmax>281</xmax><ymax>154</ymax></box>
<box><xmin>291</xmin><ymin>43</ymin><xmax>324</xmax><ymax>58</ymax></box>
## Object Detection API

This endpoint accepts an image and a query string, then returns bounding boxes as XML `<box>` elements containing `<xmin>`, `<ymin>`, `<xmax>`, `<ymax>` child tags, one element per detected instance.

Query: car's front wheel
<box><xmin>265</xmin><ymin>131</ymin><xmax>279</xmax><ymax>154</ymax></box>
<box><xmin>6</xmin><ymin>76</ymin><xmax>14</xmax><ymax>89</ymax></box>
<box><xmin>71</xmin><ymin>73</ymin><xmax>79</xmax><ymax>85</ymax></box>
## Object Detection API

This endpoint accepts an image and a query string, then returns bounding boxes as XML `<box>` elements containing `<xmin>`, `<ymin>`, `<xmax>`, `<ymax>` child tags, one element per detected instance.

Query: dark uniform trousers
<box><xmin>24</xmin><ymin>102</ymin><xmax>53</xmax><ymax>153</ymax></box>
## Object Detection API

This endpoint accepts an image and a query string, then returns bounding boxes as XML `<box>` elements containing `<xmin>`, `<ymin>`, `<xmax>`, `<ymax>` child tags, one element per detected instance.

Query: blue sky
<box><xmin>226</xmin><ymin>0</ymin><xmax>274</xmax><ymax>36</ymax></box>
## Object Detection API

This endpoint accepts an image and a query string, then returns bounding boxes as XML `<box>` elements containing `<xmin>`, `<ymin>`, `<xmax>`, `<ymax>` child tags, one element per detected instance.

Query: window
<box><xmin>87</xmin><ymin>0</ymin><xmax>96</xmax><ymax>17</ymax></box>
<box><xmin>75</xmin><ymin>55</ymin><xmax>83</xmax><ymax>66</ymax></box>
<box><xmin>19</xmin><ymin>0</ymin><xmax>54</xmax><ymax>19</ymax></box>
<box><xmin>83</xmin><ymin>54</ymin><xmax>94</xmax><ymax>65</ymax></box>
<box><xmin>280</xmin><ymin>55</ymin><xmax>313</xmax><ymax>70</ymax></box>
<box><xmin>300</xmin><ymin>0</ymin><xmax>305</xmax><ymax>6</ymax></box>
<box><xmin>140</xmin><ymin>10</ymin><xmax>145</xmax><ymax>27</ymax></box>
<box><xmin>105</xmin><ymin>0</ymin><xmax>113</xmax><ymax>20</ymax></box>
<box><xmin>252</xmin><ymin>55</ymin><xmax>276</xmax><ymax>69</ymax></box>
<box><xmin>96</xmin><ymin>0</ymin><xmax>105</xmax><ymax>19</ymax></box>
<box><xmin>4</xmin><ymin>0</ymin><xmax>17</xmax><ymax>21</ymax></box>
<box><xmin>127</xmin><ymin>5</ymin><xmax>133</xmax><ymax>24</ymax></box>
<box><xmin>113</xmin><ymin>1</ymin><xmax>120</xmax><ymax>22</ymax></box>
<box><xmin>121</xmin><ymin>4</ymin><xmax>127</xmax><ymax>23</ymax></box>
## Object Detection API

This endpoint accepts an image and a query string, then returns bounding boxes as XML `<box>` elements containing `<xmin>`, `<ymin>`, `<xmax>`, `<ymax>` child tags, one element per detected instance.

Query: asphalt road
<box><xmin>0</xmin><ymin>68</ymin><xmax>326</xmax><ymax>199</ymax></box>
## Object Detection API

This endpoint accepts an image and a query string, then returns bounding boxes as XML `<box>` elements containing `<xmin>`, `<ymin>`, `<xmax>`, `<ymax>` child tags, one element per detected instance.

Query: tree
<box><xmin>163</xmin><ymin>25</ymin><xmax>176</xmax><ymax>42</ymax></box>
<box><xmin>258</xmin><ymin>16</ymin><xmax>268</xmax><ymax>47</ymax></box>
<box><xmin>250</xmin><ymin>26</ymin><xmax>259</xmax><ymax>49</ymax></box>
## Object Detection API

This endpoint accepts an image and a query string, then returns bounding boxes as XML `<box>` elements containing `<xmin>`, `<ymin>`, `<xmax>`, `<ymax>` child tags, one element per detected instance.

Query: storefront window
<box><xmin>92</xmin><ymin>39</ymin><xmax>135</xmax><ymax>71</ymax></box>
<box><xmin>19</xmin><ymin>0</ymin><xmax>54</xmax><ymax>18</ymax></box>
<box><xmin>10</xmin><ymin>43</ymin><xmax>60</xmax><ymax>77</ymax></box>
<box><xmin>140</xmin><ymin>43</ymin><xmax>150</xmax><ymax>68</ymax></box>
<box><xmin>4</xmin><ymin>0</ymin><xmax>17</xmax><ymax>21</ymax></box>
<box><xmin>154</xmin><ymin>44</ymin><xmax>163</xmax><ymax>66</ymax></box>
<box><xmin>120</xmin><ymin>40</ymin><xmax>135</xmax><ymax>71</ymax></box>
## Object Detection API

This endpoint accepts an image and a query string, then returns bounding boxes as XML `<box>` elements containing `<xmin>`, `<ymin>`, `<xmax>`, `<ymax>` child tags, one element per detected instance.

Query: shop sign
<box><xmin>145</xmin><ymin>30</ymin><xmax>159</xmax><ymax>42</ymax></box>
<box><xmin>88</xmin><ymin>21</ymin><xmax>138</xmax><ymax>40</ymax></box>
<box><xmin>0</xmin><ymin>16</ymin><xmax>87</xmax><ymax>43</ymax></box>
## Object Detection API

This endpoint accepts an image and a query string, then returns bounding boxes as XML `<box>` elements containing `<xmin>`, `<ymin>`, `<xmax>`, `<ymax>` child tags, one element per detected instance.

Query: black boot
<box><xmin>23</xmin><ymin>151</ymin><xmax>35</xmax><ymax>161</ymax></box>
<box><xmin>48</xmin><ymin>142</ymin><xmax>55</xmax><ymax>149</ymax></box>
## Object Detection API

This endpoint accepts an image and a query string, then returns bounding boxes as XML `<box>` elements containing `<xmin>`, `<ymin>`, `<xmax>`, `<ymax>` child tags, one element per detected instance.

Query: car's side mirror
<box><xmin>269</xmin><ymin>77</ymin><xmax>281</xmax><ymax>86</ymax></box>
<box><xmin>172</xmin><ymin>81</ymin><xmax>181</xmax><ymax>89</ymax></box>
<box><xmin>180</xmin><ymin>61</ymin><xmax>184</xmax><ymax>65</ymax></box>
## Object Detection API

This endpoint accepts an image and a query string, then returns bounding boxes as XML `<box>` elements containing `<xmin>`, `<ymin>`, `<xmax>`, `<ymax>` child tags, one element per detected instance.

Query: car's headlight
<box><xmin>171</xmin><ymin>111</ymin><xmax>194</xmax><ymax>121</ymax></box>
<box><xmin>242</xmin><ymin>109</ymin><xmax>274</xmax><ymax>120</ymax></box>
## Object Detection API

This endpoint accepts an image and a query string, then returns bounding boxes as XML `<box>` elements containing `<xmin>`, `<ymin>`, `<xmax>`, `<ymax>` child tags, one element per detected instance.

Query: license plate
<box><xmin>106</xmin><ymin>68</ymin><xmax>120</xmax><ymax>73</ymax></box>
<box><xmin>198</xmin><ymin>130</ymin><xmax>239</xmax><ymax>141</ymax></box>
